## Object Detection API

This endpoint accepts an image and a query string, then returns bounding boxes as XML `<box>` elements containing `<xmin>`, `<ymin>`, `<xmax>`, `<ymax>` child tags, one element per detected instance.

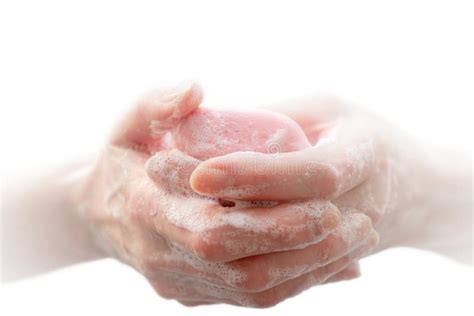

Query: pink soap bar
<box><xmin>173</xmin><ymin>108</ymin><xmax>311</xmax><ymax>160</ymax></box>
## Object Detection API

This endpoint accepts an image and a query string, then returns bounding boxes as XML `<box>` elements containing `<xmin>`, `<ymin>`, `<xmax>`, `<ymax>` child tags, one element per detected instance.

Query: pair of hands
<box><xmin>72</xmin><ymin>82</ymin><xmax>420</xmax><ymax>307</ymax></box>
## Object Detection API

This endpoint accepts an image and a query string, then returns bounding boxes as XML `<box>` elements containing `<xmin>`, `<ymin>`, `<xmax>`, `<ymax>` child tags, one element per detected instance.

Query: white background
<box><xmin>1</xmin><ymin>0</ymin><xmax>473</xmax><ymax>315</ymax></box>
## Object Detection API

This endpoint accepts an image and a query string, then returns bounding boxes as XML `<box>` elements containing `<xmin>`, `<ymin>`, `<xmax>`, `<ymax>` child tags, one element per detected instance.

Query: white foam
<box><xmin>158</xmin><ymin>197</ymin><xmax>332</xmax><ymax>236</ymax></box>
<box><xmin>267</xmin><ymin>264</ymin><xmax>309</xmax><ymax>288</ymax></box>
<box><xmin>161</xmin><ymin>241</ymin><xmax>247</xmax><ymax>288</ymax></box>
<box><xmin>214</xmin><ymin>183</ymin><xmax>272</xmax><ymax>200</ymax></box>
<box><xmin>167</xmin><ymin>273</ymin><xmax>256</xmax><ymax>306</ymax></box>
<box><xmin>152</xmin><ymin>196</ymin><xmax>338</xmax><ymax>268</ymax></box>
<box><xmin>145</xmin><ymin>150</ymin><xmax>200</xmax><ymax>196</ymax></box>
<box><xmin>335</xmin><ymin>212</ymin><xmax>368</xmax><ymax>246</ymax></box>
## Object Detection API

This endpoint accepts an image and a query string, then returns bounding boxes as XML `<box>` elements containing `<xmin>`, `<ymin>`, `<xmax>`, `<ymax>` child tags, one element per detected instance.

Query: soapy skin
<box><xmin>173</xmin><ymin>107</ymin><xmax>312</xmax><ymax>207</ymax></box>
<box><xmin>66</xmin><ymin>82</ymin><xmax>470</xmax><ymax>307</ymax></box>
<box><xmin>190</xmin><ymin>95</ymin><xmax>472</xmax><ymax>263</ymax></box>
<box><xmin>69</xmin><ymin>83</ymin><xmax>378</xmax><ymax>307</ymax></box>
<box><xmin>3</xmin><ymin>82</ymin><xmax>471</xmax><ymax>308</ymax></box>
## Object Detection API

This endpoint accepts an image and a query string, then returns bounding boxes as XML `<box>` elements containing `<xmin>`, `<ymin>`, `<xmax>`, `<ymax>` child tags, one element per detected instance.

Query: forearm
<box><xmin>378</xmin><ymin>143</ymin><xmax>472</xmax><ymax>264</ymax></box>
<box><xmin>1</xmin><ymin>162</ymin><xmax>106</xmax><ymax>282</ymax></box>
<box><xmin>410</xmin><ymin>148</ymin><xmax>472</xmax><ymax>263</ymax></box>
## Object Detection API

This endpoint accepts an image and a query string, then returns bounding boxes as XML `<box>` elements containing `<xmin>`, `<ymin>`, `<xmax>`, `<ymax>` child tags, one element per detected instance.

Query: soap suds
<box><xmin>158</xmin><ymin>197</ymin><xmax>333</xmax><ymax>236</ymax></box>
<box><xmin>334</xmin><ymin>212</ymin><xmax>369</xmax><ymax>245</ymax></box>
<box><xmin>161</xmin><ymin>241</ymin><xmax>247</xmax><ymax>288</ymax></box>
<box><xmin>267</xmin><ymin>264</ymin><xmax>309</xmax><ymax>288</ymax></box>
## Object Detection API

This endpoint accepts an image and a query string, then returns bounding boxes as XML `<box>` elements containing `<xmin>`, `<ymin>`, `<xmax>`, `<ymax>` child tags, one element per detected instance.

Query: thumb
<box><xmin>190</xmin><ymin>115</ymin><xmax>380</xmax><ymax>201</ymax></box>
<box><xmin>111</xmin><ymin>81</ymin><xmax>203</xmax><ymax>153</ymax></box>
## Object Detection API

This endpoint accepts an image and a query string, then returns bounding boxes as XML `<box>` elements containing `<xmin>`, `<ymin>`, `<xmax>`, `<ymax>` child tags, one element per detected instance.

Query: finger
<box><xmin>235</xmin><ymin>231</ymin><xmax>378</xmax><ymax>307</ymax></box>
<box><xmin>150</xmin><ymin>273</ymin><xmax>218</xmax><ymax>303</ymax></box>
<box><xmin>163</xmin><ymin>236</ymin><xmax>377</xmax><ymax>308</ymax></box>
<box><xmin>186</xmin><ymin>199</ymin><xmax>342</xmax><ymax>263</ymax></box>
<box><xmin>225</xmin><ymin>213</ymin><xmax>372</xmax><ymax>292</ymax></box>
<box><xmin>150</xmin><ymin>198</ymin><xmax>341</xmax><ymax>266</ymax></box>
<box><xmin>177</xmin><ymin>300</ymin><xmax>218</xmax><ymax>307</ymax></box>
<box><xmin>243</xmin><ymin>257</ymin><xmax>354</xmax><ymax>307</ymax></box>
<box><xmin>333</xmin><ymin>169</ymin><xmax>392</xmax><ymax>225</ymax></box>
<box><xmin>111</xmin><ymin>81</ymin><xmax>203</xmax><ymax>152</ymax></box>
<box><xmin>260</xmin><ymin>95</ymin><xmax>350</xmax><ymax>144</ymax></box>
<box><xmin>248</xmin><ymin>234</ymin><xmax>377</xmax><ymax>308</ymax></box>
<box><xmin>155</xmin><ymin>213</ymin><xmax>373</xmax><ymax>292</ymax></box>
<box><xmin>323</xmin><ymin>262</ymin><xmax>361</xmax><ymax>284</ymax></box>
<box><xmin>141</xmin><ymin>154</ymin><xmax>341</xmax><ymax>265</ymax></box>
<box><xmin>191</xmin><ymin>116</ymin><xmax>380</xmax><ymax>201</ymax></box>
<box><xmin>261</xmin><ymin>95</ymin><xmax>350</xmax><ymax>122</ymax></box>
<box><xmin>151</xmin><ymin>271</ymin><xmax>237</xmax><ymax>305</ymax></box>
<box><xmin>145</xmin><ymin>149</ymin><xmax>201</xmax><ymax>196</ymax></box>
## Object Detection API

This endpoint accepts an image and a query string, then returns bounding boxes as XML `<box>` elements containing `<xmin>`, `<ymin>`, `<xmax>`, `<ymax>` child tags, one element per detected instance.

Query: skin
<box><xmin>2</xmin><ymin>82</ymin><xmax>470</xmax><ymax>308</ymax></box>
<box><xmin>68</xmin><ymin>82</ymin><xmax>378</xmax><ymax>307</ymax></box>
<box><xmin>191</xmin><ymin>95</ymin><xmax>473</xmax><ymax>262</ymax></box>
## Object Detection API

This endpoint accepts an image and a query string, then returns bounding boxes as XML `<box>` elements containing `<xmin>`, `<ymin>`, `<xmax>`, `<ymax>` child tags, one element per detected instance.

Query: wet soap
<box><xmin>173</xmin><ymin>108</ymin><xmax>311</xmax><ymax>160</ymax></box>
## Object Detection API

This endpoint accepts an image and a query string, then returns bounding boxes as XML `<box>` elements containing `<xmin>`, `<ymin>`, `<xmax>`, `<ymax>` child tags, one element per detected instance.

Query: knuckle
<box><xmin>356</xmin><ymin>212</ymin><xmax>373</xmax><ymax>231</ymax></box>
<box><xmin>250</xmin><ymin>292</ymin><xmax>281</xmax><ymax>308</ymax></box>
<box><xmin>151</xmin><ymin>281</ymin><xmax>177</xmax><ymax>300</ymax></box>
<box><xmin>344</xmin><ymin>212</ymin><xmax>373</xmax><ymax>234</ymax></box>
<box><xmin>137</xmin><ymin>246</ymin><xmax>165</xmax><ymax>276</ymax></box>
<box><xmin>319</xmin><ymin>205</ymin><xmax>342</xmax><ymax>231</ymax></box>
<box><xmin>231</xmin><ymin>260</ymin><xmax>270</xmax><ymax>292</ymax></box>
<box><xmin>366</xmin><ymin>230</ymin><xmax>380</xmax><ymax>248</ymax></box>
<box><xmin>177</xmin><ymin>300</ymin><xmax>194</xmax><ymax>307</ymax></box>
<box><xmin>190</xmin><ymin>232</ymin><xmax>220</xmax><ymax>262</ymax></box>
<box><xmin>364</xmin><ymin>206</ymin><xmax>383</xmax><ymax>224</ymax></box>
<box><xmin>244</xmin><ymin>277</ymin><xmax>271</xmax><ymax>293</ymax></box>
<box><xmin>139</xmin><ymin>255</ymin><xmax>160</xmax><ymax>276</ymax></box>
<box><xmin>154</xmin><ymin>286</ymin><xmax>175</xmax><ymax>300</ymax></box>
<box><xmin>312</xmin><ymin>231</ymin><xmax>351</xmax><ymax>265</ymax></box>
<box><xmin>314</xmin><ymin>242</ymin><xmax>333</xmax><ymax>264</ymax></box>
<box><xmin>307</xmin><ymin>163</ymin><xmax>340</xmax><ymax>198</ymax></box>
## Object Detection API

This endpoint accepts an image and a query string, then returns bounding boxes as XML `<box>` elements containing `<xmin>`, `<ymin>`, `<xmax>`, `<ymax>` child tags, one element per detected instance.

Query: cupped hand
<box><xmin>190</xmin><ymin>96</ymin><xmax>429</xmax><ymax>254</ymax></box>
<box><xmin>73</xmin><ymin>84</ymin><xmax>378</xmax><ymax>307</ymax></box>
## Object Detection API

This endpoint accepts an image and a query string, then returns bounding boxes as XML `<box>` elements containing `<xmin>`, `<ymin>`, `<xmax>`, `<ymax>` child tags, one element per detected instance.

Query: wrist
<box><xmin>1</xmin><ymin>161</ymin><xmax>106</xmax><ymax>282</ymax></box>
<box><xmin>409</xmin><ymin>147</ymin><xmax>472</xmax><ymax>263</ymax></box>
<box><xmin>65</xmin><ymin>160</ymin><xmax>109</xmax><ymax>260</ymax></box>
<box><xmin>377</xmin><ymin>141</ymin><xmax>472</xmax><ymax>264</ymax></box>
